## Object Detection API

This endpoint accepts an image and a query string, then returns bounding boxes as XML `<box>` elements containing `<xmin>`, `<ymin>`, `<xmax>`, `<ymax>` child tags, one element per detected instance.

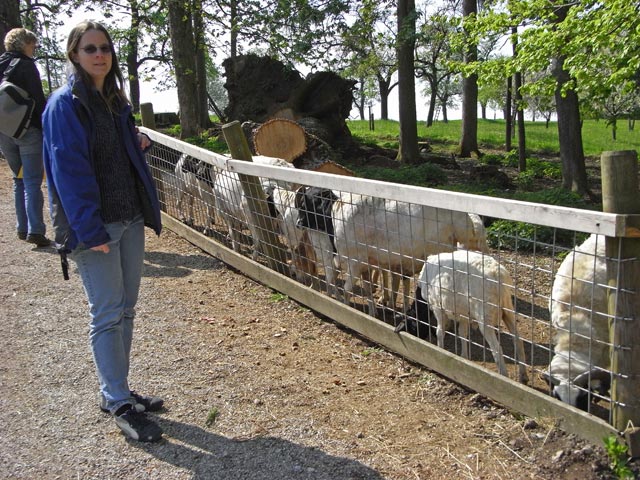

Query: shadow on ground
<box><xmin>135</xmin><ymin>416</ymin><xmax>384</xmax><ymax>480</ymax></box>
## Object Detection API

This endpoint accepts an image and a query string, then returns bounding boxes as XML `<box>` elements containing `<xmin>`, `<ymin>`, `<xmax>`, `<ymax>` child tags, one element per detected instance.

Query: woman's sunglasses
<box><xmin>79</xmin><ymin>44</ymin><xmax>112</xmax><ymax>55</ymax></box>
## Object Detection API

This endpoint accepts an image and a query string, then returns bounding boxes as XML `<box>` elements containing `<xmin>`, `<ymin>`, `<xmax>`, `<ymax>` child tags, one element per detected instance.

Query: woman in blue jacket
<box><xmin>42</xmin><ymin>20</ymin><xmax>164</xmax><ymax>442</ymax></box>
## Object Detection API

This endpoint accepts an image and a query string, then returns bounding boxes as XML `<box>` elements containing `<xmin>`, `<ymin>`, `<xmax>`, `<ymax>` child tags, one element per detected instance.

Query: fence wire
<box><xmin>145</xmin><ymin>137</ymin><xmax>633</xmax><ymax>426</ymax></box>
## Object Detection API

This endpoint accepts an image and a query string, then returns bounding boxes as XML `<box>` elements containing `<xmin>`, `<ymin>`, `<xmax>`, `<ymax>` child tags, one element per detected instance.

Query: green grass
<box><xmin>348</xmin><ymin>118</ymin><xmax>640</xmax><ymax>157</ymax></box>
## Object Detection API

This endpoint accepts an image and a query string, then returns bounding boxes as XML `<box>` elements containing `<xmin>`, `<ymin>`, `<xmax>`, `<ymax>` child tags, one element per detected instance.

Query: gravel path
<box><xmin>0</xmin><ymin>162</ymin><xmax>625</xmax><ymax>479</ymax></box>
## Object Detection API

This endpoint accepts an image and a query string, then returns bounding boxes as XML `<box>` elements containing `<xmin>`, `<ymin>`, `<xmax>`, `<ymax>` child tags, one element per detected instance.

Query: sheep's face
<box><xmin>294</xmin><ymin>186</ymin><xmax>337</xmax><ymax>232</ymax></box>
<box><xmin>395</xmin><ymin>287</ymin><xmax>436</xmax><ymax>341</ymax></box>
<box><xmin>553</xmin><ymin>383</ymin><xmax>589</xmax><ymax>411</ymax></box>
<box><xmin>196</xmin><ymin>162</ymin><xmax>215</xmax><ymax>188</ymax></box>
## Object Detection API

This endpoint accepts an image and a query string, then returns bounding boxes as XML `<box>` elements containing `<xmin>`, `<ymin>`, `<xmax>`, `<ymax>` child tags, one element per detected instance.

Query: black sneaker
<box><xmin>114</xmin><ymin>406</ymin><xmax>163</xmax><ymax>442</ymax></box>
<box><xmin>17</xmin><ymin>231</ymin><xmax>27</xmax><ymax>240</ymax></box>
<box><xmin>26</xmin><ymin>233</ymin><xmax>52</xmax><ymax>247</ymax></box>
<box><xmin>131</xmin><ymin>391</ymin><xmax>164</xmax><ymax>412</ymax></box>
<box><xmin>100</xmin><ymin>390</ymin><xmax>164</xmax><ymax>413</ymax></box>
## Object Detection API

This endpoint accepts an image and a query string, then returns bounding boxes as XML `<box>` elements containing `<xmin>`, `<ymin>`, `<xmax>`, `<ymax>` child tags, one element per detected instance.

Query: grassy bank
<box><xmin>347</xmin><ymin>118</ymin><xmax>640</xmax><ymax>157</ymax></box>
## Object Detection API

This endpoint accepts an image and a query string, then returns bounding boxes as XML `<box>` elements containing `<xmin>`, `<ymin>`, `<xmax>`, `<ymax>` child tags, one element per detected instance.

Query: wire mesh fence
<box><xmin>144</xmin><ymin>129</ymin><xmax>637</xmax><ymax>432</ymax></box>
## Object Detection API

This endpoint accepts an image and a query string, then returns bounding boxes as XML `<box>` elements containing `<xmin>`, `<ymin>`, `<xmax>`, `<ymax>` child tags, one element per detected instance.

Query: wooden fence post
<box><xmin>140</xmin><ymin>102</ymin><xmax>156</xmax><ymax>130</ymax></box>
<box><xmin>601</xmin><ymin>150</ymin><xmax>640</xmax><ymax>444</ymax></box>
<box><xmin>222</xmin><ymin>120</ymin><xmax>290</xmax><ymax>275</ymax></box>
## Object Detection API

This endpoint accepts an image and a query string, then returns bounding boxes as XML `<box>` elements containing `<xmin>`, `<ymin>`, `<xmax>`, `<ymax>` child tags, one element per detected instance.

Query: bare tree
<box><xmin>396</xmin><ymin>0</ymin><xmax>419</xmax><ymax>164</ymax></box>
<box><xmin>1</xmin><ymin>0</ymin><xmax>22</xmax><ymax>54</ymax></box>
<box><xmin>458</xmin><ymin>0</ymin><xmax>480</xmax><ymax>157</ymax></box>
<box><xmin>167</xmin><ymin>0</ymin><xmax>199</xmax><ymax>137</ymax></box>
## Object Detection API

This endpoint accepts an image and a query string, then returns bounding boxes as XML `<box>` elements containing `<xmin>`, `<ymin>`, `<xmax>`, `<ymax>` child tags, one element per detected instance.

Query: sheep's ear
<box><xmin>294</xmin><ymin>187</ymin><xmax>306</xmax><ymax>209</ymax></box>
<box><xmin>540</xmin><ymin>369</ymin><xmax>560</xmax><ymax>386</ymax></box>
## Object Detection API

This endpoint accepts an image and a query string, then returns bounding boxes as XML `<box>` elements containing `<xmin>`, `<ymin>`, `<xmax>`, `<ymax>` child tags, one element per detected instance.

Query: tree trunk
<box><xmin>551</xmin><ymin>3</ymin><xmax>589</xmax><ymax>196</ymax></box>
<box><xmin>426</xmin><ymin>84</ymin><xmax>437</xmax><ymax>127</ymax></box>
<box><xmin>168</xmin><ymin>0</ymin><xmax>199</xmax><ymax>138</ymax></box>
<box><xmin>505</xmin><ymin>76</ymin><xmax>512</xmax><ymax>152</ymax></box>
<box><xmin>515</xmin><ymin>72</ymin><xmax>526</xmax><ymax>171</ymax></box>
<box><xmin>458</xmin><ymin>0</ymin><xmax>479</xmax><ymax>158</ymax></box>
<box><xmin>0</xmin><ymin>0</ymin><xmax>21</xmax><ymax>54</ymax></box>
<box><xmin>396</xmin><ymin>0</ymin><xmax>419</xmax><ymax>164</ymax></box>
<box><xmin>610</xmin><ymin>118</ymin><xmax>618</xmax><ymax>140</ymax></box>
<box><xmin>126</xmin><ymin>1</ymin><xmax>141</xmax><ymax>113</ymax></box>
<box><xmin>377</xmin><ymin>74</ymin><xmax>392</xmax><ymax>121</ymax></box>
<box><xmin>553</xmin><ymin>56</ymin><xmax>589</xmax><ymax>195</ymax></box>
<box><xmin>193</xmin><ymin>0</ymin><xmax>211</xmax><ymax>128</ymax></box>
<box><xmin>230</xmin><ymin>0</ymin><xmax>238</xmax><ymax>58</ymax></box>
<box><xmin>513</xmin><ymin>27</ymin><xmax>526</xmax><ymax>171</ymax></box>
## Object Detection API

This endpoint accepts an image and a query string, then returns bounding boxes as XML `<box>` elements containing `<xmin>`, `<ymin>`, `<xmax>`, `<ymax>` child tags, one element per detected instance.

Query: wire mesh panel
<box><xmin>143</xmin><ymin>129</ymin><xmax>635</xmax><ymax>428</ymax></box>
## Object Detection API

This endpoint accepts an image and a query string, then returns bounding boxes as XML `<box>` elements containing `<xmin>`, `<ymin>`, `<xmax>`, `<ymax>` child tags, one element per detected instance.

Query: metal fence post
<box><xmin>222</xmin><ymin>121</ymin><xmax>290</xmax><ymax>275</ymax></box>
<box><xmin>601</xmin><ymin>150</ymin><xmax>640</xmax><ymax>444</ymax></box>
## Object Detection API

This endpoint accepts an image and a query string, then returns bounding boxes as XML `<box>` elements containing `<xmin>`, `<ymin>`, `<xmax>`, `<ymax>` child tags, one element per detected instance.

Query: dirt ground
<box><xmin>0</xmin><ymin>159</ymin><xmax>637</xmax><ymax>479</ymax></box>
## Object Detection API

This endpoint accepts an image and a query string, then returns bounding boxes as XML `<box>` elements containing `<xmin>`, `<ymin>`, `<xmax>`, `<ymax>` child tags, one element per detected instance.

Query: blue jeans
<box><xmin>71</xmin><ymin>215</ymin><xmax>145</xmax><ymax>414</ymax></box>
<box><xmin>0</xmin><ymin>128</ymin><xmax>46</xmax><ymax>235</ymax></box>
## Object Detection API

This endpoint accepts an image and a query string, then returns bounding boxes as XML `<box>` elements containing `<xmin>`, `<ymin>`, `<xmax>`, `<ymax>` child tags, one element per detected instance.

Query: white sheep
<box><xmin>174</xmin><ymin>154</ymin><xmax>217</xmax><ymax>234</ymax></box>
<box><xmin>333</xmin><ymin>195</ymin><xmax>488</xmax><ymax>315</ymax></box>
<box><xmin>547</xmin><ymin>234</ymin><xmax>611</xmax><ymax>409</ymax></box>
<box><xmin>267</xmin><ymin>184</ymin><xmax>318</xmax><ymax>285</ymax></box>
<box><xmin>213</xmin><ymin>155</ymin><xmax>294</xmax><ymax>259</ymax></box>
<box><xmin>295</xmin><ymin>187</ymin><xmax>488</xmax><ymax>315</ymax></box>
<box><xmin>417</xmin><ymin>250</ymin><xmax>528</xmax><ymax>383</ymax></box>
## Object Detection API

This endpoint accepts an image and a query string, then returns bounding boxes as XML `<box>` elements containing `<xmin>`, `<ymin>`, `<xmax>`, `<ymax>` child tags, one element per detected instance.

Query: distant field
<box><xmin>347</xmin><ymin>118</ymin><xmax>640</xmax><ymax>157</ymax></box>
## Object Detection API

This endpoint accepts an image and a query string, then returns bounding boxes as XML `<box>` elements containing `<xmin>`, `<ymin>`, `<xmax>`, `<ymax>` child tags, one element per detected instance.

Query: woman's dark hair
<box><xmin>66</xmin><ymin>20</ymin><xmax>129</xmax><ymax>110</ymax></box>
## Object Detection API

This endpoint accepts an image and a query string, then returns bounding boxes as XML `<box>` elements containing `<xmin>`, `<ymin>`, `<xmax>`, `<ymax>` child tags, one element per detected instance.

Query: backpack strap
<box><xmin>1</xmin><ymin>58</ymin><xmax>21</xmax><ymax>83</ymax></box>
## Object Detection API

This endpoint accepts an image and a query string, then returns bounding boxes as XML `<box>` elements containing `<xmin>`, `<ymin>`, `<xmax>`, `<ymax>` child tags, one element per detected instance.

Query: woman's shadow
<box><xmin>143</xmin><ymin>250</ymin><xmax>226</xmax><ymax>278</ymax></box>
<box><xmin>134</xmin><ymin>416</ymin><xmax>385</xmax><ymax>480</ymax></box>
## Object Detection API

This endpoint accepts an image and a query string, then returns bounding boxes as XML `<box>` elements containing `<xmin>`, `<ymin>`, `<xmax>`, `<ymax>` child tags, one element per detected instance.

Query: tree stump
<box><xmin>253</xmin><ymin>118</ymin><xmax>307</xmax><ymax>162</ymax></box>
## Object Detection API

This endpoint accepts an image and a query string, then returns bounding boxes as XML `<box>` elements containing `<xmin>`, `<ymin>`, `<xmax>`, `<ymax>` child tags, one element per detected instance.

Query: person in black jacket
<box><xmin>0</xmin><ymin>28</ymin><xmax>50</xmax><ymax>247</ymax></box>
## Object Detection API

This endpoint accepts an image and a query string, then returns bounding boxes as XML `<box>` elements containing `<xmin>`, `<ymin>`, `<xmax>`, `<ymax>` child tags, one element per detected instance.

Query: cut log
<box><xmin>311</xmin><ymin>160</ymin><xmax>355</xmax><ymax>176</ymax></box>
<box><xmin>253</xmin><ymin>118</ymin><xmax>307</xmax><ymax>162</ymax></box>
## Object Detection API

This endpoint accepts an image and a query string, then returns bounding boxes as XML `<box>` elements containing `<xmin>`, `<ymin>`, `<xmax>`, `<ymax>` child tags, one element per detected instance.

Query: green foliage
<box><xmin>527</xmin><ymin>158</ymin><xmax>562</xmax><ymax>180</ymax></box>
<box><xmin>182</xmin><ymin>132</ymin><xmax>228</xmax><ymax>154</ymax></box>
<box><xmin>347</xmin><ymin>163</ymin><xmax>447</xmax><ymax>187</ymax></box>
<box><xmin>513</xmin><ymin>159</ymin><xmax>561</xmax><ymax>191</ymax></box>
<box><xmin>511</xmin><ymin>188</ymin><xmax>588</xmax><ymax>209</ymax></box>
<box><xmin>603</xmin><ymin>435</ymin><xmax>635</xmax><ymax>479</ymax></box>
<box><xmin>269</xmin><ymin>292</ymin><xmax>288</xmax><ymax>302</ymax></box>
<box><xmin>486</xmin><ymin>220</ymin><xmax>586</xmax><ymax>253</ymax></box>
<box><xmin>164</xmin><ymin>124</ymin><xmax>182</xmax><ymax>137</ymax></box>
<box><xmin>205</xmin><ymin>407</ymin><xmax>219</xmax><ymax>427</ymax></box>
<box><xmin>502</xmin><ymin>150</ymin><xmax>519</xmax><ymax>168</ymax></box>
<box><xmin>467</xmin><ymin>1</ymin><xmax>640</xmax><ymax>119</ymax></box>
<box><xmin>479</xmin><ymin>153</ymin><xmax>503</xmax><ymax>166</ymax></box>
<box><xmin>515</xmin><ymin>170</ymin><xmax>536</xmax><ymax>191</ymax></box>
<box><xmin>361</xmin><ymin>347</ymin><xmax>384</xmax><ymax>357</ymax></box>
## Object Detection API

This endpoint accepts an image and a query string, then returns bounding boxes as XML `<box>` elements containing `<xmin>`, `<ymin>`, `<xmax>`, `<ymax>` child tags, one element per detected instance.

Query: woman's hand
<box><xmin>137</xmin><ymin>132</ymin><xmax>151</xmax><ymax>150</ymax></box>
<box><xmin>90</xmin><ymin>244</ymin><xmax>110</xmax><ymax>253</ymax></box>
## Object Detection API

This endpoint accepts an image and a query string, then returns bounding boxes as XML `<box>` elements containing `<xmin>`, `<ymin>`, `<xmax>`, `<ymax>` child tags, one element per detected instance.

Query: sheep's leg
<box><xmin>479</xmin><ymin>322</ymin><xmax>509</xmax><ymax>377</ymax></box>
<box><xmin>342</xmin><ymin>258</ymin><xmax>358</xmax><ymax>309</ymax></box>
<box><xmin>320</xmin><ymin>246</ymin><xmax>339</xmax><ymax>300</ymax></box>
<box><xmin>459</xmin><ymin>320</ymin><xmax>471</xmax><ymax>360</ymax></box>
<box><xmin>373</xmin><ymin>269</ymin><xmax>388</xmax><ymax>305</ymax></box>
<box><xmin>226</xmin><ymin>222</ymin><xmax>243</xmax><ymax>254</ymax></box>
<box><xmin>388</xmin><ymin>271</ymin><xmax>399</xmax><ymax>311</ymax></box>
<box><xmin>501</xmin><ymin>309</ymin><xmax>529</xmax><ymax>384</ymax></box>
<box><xmin>400</xmin><ymin>275</ymin><xmax>411</xmax><ymax>313</ymax></box>
<box><xmin>434</xmin><ymin>309</ymin><xmax>448</xmax><ymax>350</ymax></box>
<box><xmin>176</xmin><ymin>191</ymin><xmax>187</xmax><ymax>221</ymax></box>
<box><xmin>187</xmin><ymin>194</ymin><xmax>195</xmax><ymax>226</ymax></box>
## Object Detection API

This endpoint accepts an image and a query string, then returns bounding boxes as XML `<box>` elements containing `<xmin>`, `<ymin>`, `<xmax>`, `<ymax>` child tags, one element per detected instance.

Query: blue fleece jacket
<box><xmin>42</xmin><ymin>76</ymin><xmax>162</xmax><ymax>251</ymax></box>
